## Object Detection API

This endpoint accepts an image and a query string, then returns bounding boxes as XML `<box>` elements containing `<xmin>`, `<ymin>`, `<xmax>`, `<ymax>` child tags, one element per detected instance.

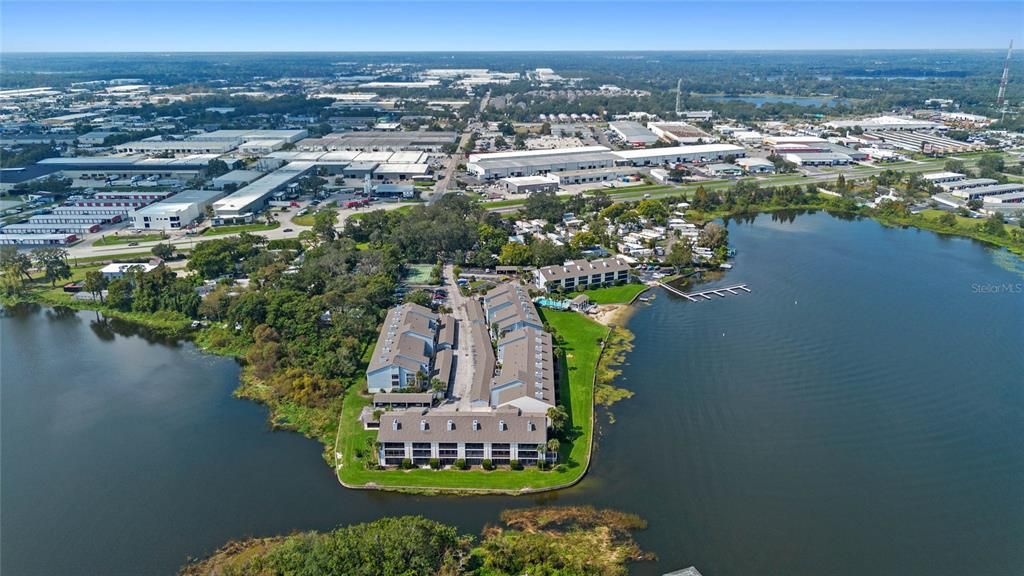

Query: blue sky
<box><xmin>2</xmin><ymin>1</ymin><xmax>1021</xmax><ymax>52</ymax></box>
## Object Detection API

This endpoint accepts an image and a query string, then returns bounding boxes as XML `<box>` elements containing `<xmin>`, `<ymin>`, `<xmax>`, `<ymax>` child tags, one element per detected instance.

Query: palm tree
<box><xmin>546</xmin><ymin>438</ymin><xmax>560</xmax><ymax>461</ymax></box>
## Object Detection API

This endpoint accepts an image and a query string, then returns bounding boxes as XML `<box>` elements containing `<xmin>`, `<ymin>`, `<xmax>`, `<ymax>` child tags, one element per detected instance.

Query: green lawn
<box><xmin>93</xmin><ymin>233</ymin><xmax>168</xmax><ymax>246</ymax></box>
<box><xmin>201</xmin><ymin>222</ymin><xmax>280</xmax><ymax>236</ymax></box>
<box><xmin>291</xmin><ymin>213</ymin><xmax>317</xmax><ymax>226</ymax></box>
<box><xmin>335</xmin><ymin>309</ymin><xmax>607</xmax><ymax>492</ymax></box>
<box><xmin>69</xmin><ymin>251</ymin><xmax>158</xmax><ymax>265</ymax></box>
<box><xmin>565</xmin><ymin>283</ymin><xmax>650</xmax><ymax>305</ymax></box>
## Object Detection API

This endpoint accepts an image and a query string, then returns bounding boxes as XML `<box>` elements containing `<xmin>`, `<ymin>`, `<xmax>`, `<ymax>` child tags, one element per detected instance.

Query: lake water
<box><xmin>703</xmin><ymin>94</ymin><xmax>847</xmax><ymax>108</ymax></box>
<box><xmin>3</xmin><ymin>211</ymin><xmax>1023</xmax><ymax>575</ymax></box>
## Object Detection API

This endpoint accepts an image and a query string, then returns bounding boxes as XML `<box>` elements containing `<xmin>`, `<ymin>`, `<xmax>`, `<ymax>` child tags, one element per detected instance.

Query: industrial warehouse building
<box><xmin>609</xmin><ymin>121</ymin><xmax>659</xmax><ymax>147</ymax></box>
<box><xmin>38</xmin><ymin>155</ymin><xmax>215</xmax><ymax>182</ymax></box>
<box><xmin>467</xmin><ymin>146</ymin><xmax>618</xmax><ymax>179</ymax></box>
<box><xmin>784</xmin><ymin>151</ymin><xmax>852</xmax><ymax>166</ymax></box>
<box><xmin>296</xmin><ymin>131</ymin><xmax>458</xmax><ymax>152</ymax></box>
<box><xmin>735</xmin><ymin>157</ymin><xmax>776</xmax><ymax>174</ymax></box>
<box><xmin>500</xmin><ymin>175</ymin><xmax>560</xmax><ymax>194</ymax></box>
<box><xmin>611</xmin><ymin>144</ymin><xmax>746</xmax><ymax>166</ymax></box>
<box><xmin>467</xmin><ymin>144</ymin><xmax>746</xmax><ymax>180</ymax></box>
<box><xmin>212</xmin><ymin>169</ymin><xmax>264</xmax><ymax>189</ymax></box>
<box><xmin>132</xmin><ymin>189</ymin><xmax>227</xmax><ymax>230</ymax></box>
<box><xmin>825</xmin><ymin>116</ymin><xmax>944</xmax><ymax>131</ymax></box>
<box><xmin>212</xmin><ymin>162</ymin><xmax>315</xmax><ymax>223</ymax></box>
<box><xmin>115</xmin><ymin>129</ymin><xmax>307</xmax><ymax>155</ymax></box>
<box><xmin>647</xmin><ymin>121</ymin><xmax>714</xmax><ymax>144</ymax></box>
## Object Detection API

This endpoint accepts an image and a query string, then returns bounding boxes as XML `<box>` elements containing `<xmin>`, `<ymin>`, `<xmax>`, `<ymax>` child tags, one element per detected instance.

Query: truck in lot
<box><xmin>345</xmin><ymin>198</ymin><xmax>371</xmax><ymax>209</ymax></box>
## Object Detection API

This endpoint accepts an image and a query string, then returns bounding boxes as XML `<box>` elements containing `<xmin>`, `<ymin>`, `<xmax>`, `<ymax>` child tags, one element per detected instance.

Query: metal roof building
<box><xmin>609</xmin><ymin>120</ymin><xmax>659</xmax><ymax>147</ymax></box>
<box><xmin>212</xmin><ymin>162</ymin><xmax>315</xmax><ymax>220</ymax></box>
<box><xmin>467</xmin><ymin>146</ymin><xmax>618</xmax><ymax>180</ymax></box>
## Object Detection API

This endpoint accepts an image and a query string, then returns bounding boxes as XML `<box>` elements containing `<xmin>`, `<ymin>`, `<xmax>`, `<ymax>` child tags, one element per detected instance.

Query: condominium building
<box><xmin>533</xmin><ymin>257</ymin><xmax>631</xmax><ymax>292</ymax></box>
<box><xmin>366</xmin><ymin>303</ymin><xmax>441</xmax><ymax>393</ymax></box>
<box><xmin>370</xmin><ymin>282</ymin><xmax>557</xmax><ymax>467</ymax></box>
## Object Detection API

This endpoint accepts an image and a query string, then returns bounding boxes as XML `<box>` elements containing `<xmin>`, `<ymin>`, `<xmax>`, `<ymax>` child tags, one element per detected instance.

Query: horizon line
<box><xmin>2</xmin><ymin>47</ymin><xmax>1014</xmax><ymax>55</ymax></box>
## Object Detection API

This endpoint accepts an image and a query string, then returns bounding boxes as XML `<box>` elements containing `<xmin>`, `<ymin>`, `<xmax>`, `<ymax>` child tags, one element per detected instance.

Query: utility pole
<box><xmin>997</xmin><ymin>40</ymin><xmax>1013</xmax><ymax>121</ymax></box>
<box><xmin>675</xmin><ymin>78</ymin><xmax>683</xmax><ymax>116</ymax></box>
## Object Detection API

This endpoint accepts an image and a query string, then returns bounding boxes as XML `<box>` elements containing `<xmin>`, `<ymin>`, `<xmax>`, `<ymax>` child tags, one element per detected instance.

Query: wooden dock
<box><xmin>657</xmin><ymin>282</ymin><xmax>750</xmax><ymax>302</ymax></box>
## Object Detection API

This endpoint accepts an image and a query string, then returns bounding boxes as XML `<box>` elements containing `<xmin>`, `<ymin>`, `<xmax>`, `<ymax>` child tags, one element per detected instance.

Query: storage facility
<box><xmin>950</xmin><ymin>183</ymin><xmax>1024</xmax><ymax>201</ymax></box>
<box><xmin>0</xmin><ymin>222</ymin><xmax>101</xmax><ymax>235</ymax></box>
<box><xmin>0</xmin><ymin>233</ymin><xmax>77</xmax><ymax>246</ymax></box>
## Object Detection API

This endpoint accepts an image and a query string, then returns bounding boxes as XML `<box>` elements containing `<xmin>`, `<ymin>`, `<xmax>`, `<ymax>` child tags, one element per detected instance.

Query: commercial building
<box><xmin>212</xmin><ymin>169</ymin><xmax>264</xmax><ymax>189</ymax></box>
<box><xmin>825</xmin><ymin>116</ymin><xmax>944</xmax><ymax>131</ymax></box>
<box><xmin>922</xmin><ymin>172</ymin><xmax>966</xmax><ymax>185</ymax></box>
<box><xmin>372</xmin><ymin>163</ymin><xmax>431</xmax><ymax>182</ymax></box>
<box><xmin>951</xmin><ymin>183</ymin><xmax>1024</xmax><ymax>201</ymax></box>
<box><xmin>296</xmin><ymin>131</ymin><xmax>458</xmax><ymax>152</ymax></box>
<box><xmin>131</xmin><ymin>189</ymin><xmax>226</xmax><ymax>230</ymax></box>
<box><xmin>874</xmin><ymin>131</ymin><xmax>982</xmax><ymax>155</ymax></box>
<box><xmin>555</xmin><ymin>166</ymin><xmax>640</xmax><ymax>185</ymax></box>
<box><xmin>212</xmin><ymin>162</ymin><xmax>315</xmax><ymax>223</ymax></box>
<box><xmin>467</xmin><ymin>146</ymin><xmax>619</xmax><ymax>180</ymax></box>
<box><xmin>38</xmin><ymin>155</ymin><xmax>215</xmax><ymax>182</ymax></box>
<box><xmin>705</xmin><ymin>163</ymin><xmax>743</xmax><ymax>177</ymax></box>
<box><xmin>735</xmin><ymin>157</ymin><xmax>776</xmax><ymax>174</ymax></box>
<box><xmin>114</xmin><ymin>139</ymin><xmax>240</xmax><ymax>155</ymax></box>
<box><xmin>647</xmin><ymin>121</ymin><xmax>714</xmax><ymax>144</ymax></box>
<box><xmin>611</xmin><ymin>144</ymin><xmax>746</xmax><ymax>166</ymax></box>
<box><xmin>499</xmin><ymin>175</ymin><xmax>560</xmax><ymax>194</ymax></box>
<box><xmin>188</xmin><ymin>129</ymin><xmax>307</xmax><ymax>143</ymax></box>
<box><xmin>75</xmin><ymin>189</ymin><xmax>176</xmax><ymax>209</ymax></box>
<box><xmin>114</xmin><ymin>129</ymin><xmax>307</xmax><ymax>155</ymax></box>
<box><xmin>533</xmin><ymin>257</ymin><xmax>632</xmax><ymax>292</ymax></box>
<box><xmin>609</xmin><ymin>120</ymin><xmax>659</xmax><ymax>147</ymax></box>
<box><xmin>238</xmin><ymin>139</ymin><xmax>286</xmax><ymax>155</ymax></box>
<box><xmin>100</xmin><ymin>262</ymin><xmax>157</xmax><ymax>279</ymax></box>
<box><xmin>784</xmin><ymin>151</ymin><xmax>852</xmax><ymax>166</ymax></box>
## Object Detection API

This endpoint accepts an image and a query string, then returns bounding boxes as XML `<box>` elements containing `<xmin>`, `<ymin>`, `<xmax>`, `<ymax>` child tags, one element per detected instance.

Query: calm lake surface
<box><xmin>3</xmin><ymin>211</ymin><xmax>1023</xmax><ymax>575</ymax></box>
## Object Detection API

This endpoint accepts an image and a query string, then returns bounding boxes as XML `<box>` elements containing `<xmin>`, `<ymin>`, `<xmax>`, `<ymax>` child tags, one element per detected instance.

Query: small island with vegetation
<box><xmin>181</xmin><ymin>506</ymin><xmax>652</xmax><ymax>576</ymax></box>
